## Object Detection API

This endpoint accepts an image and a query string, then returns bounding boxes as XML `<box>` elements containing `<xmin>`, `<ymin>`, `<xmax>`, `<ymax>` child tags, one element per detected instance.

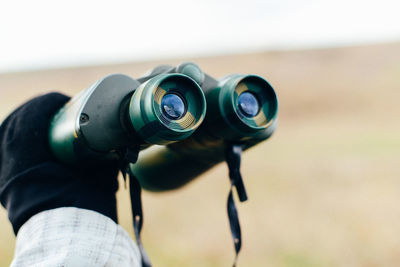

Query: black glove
<box><xmin>0</xmin><ymin>92</ymin><xmax>120</xmax><ymax>234</ymax></box>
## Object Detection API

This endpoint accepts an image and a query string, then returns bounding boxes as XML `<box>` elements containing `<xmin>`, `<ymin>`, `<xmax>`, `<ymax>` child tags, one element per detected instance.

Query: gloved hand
<box><xmin>0</xmin><ymin>92</ymin><xmax>120</xmax><ymax>234</ymax></box>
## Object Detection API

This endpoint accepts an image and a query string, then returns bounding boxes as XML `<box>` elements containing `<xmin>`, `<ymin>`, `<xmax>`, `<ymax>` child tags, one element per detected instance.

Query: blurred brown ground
<box><xmin>0</xmin><ymin>42</ymin><xmax>399</xmax><ymax>266</ymax></box>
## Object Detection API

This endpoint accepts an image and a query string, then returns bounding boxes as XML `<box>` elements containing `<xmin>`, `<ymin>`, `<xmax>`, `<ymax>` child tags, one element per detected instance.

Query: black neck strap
<box><xmin>121</xmin><ymin>144</ymin><xmax>247</xmax><ymax>267</ymax></box>
<box><xmin>225</xmin><ymin>144</ymin><xmax>248</xmax><ymax>267</ymax></box>
<box><xmin>121</xmin><ymin>147</ymin><xmax>152</xmax><ymax>267</ymax></box>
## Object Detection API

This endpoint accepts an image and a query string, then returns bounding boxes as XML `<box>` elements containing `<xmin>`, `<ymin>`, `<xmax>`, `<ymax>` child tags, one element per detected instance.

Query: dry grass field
<box><xmin>0</xmin><ymin>42</ymin><xmax>399</xmax><ymax>266</ymax></box>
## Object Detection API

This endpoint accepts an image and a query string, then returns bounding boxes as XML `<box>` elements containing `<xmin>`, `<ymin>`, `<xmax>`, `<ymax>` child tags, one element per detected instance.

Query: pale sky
<box><xmin>0</xmin><ymin>0</ymin><xmax>399</xmax><ymax>73</ymax></box>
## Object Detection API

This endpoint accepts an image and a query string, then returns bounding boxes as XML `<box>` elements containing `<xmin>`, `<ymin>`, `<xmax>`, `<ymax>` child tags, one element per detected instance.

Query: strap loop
<box><xmin>225</xmin><ymin>144</ymin><xmax>248</xmax><ymax>267</ymax></box>
<box><xmin>121</xmin><ymin>147</ymin><xmax>152</xmax><ymax>267</ymax></box>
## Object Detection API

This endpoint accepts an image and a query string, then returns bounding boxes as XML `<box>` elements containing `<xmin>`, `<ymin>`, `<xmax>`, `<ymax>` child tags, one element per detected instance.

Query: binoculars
<box><xmin>49</xmin><ymin>62</ymin><xmax>278</xmax><ymax>266</ymax></box>
<box><xmin>49</xmin><ymin>62</ymin><xmax>278</xmax><ymax>190</ymax></box>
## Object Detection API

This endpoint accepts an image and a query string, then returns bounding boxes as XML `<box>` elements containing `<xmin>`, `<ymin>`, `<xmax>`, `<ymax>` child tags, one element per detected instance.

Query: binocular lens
<box><xmin>238</xmin><ymin>91</ymin><xmax>259</xmax><ymax>117</ymax></box>
<box><xmin>161</xmin><ymin>93</ymin><xmax>186</xmax><ymax>120</ymax></box>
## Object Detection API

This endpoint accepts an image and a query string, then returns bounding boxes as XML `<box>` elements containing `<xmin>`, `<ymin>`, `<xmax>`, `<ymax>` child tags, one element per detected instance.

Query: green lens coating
<box><xmin>238</xmin><ymin>91</ymin><xmax>259</xmax><ymax>117</ymax></box>
<box><xmin>161</xmin><ymin>93</ymin><xmax>186</xmax><ymax>120</ymax></box>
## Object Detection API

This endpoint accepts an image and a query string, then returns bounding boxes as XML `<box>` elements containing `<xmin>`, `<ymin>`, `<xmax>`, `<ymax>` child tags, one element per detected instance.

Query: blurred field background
<box><xmin>0</xmin><ymin>42</ymin><xmax>400</xmax><ymax>266</ymax></box>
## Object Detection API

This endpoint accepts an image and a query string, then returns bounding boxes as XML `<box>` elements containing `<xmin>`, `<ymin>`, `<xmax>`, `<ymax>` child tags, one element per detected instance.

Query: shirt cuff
<box><xmin>11</xmin><ymin>207</ymin><xmax>141</xmax><ymax>267</ymax></box>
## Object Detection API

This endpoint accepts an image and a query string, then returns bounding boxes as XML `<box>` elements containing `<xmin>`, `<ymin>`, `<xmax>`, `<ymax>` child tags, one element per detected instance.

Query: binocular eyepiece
<box><xmin>204</xmin><ymin>73</ymin><xmax>278</xmax><ymax>142</ymax></box>
<box><xmin>129</xmin><ymin>74</ymin><xmax>205</xmax><ymax>145</ymax></box>
<box><xmin>49</xmin><ymin>73</ymin><xmax>206</xmax><ymax>164</ymax></box>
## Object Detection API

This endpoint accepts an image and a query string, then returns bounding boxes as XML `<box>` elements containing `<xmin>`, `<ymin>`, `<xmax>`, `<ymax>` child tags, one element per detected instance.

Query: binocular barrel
<box><xmin>130</xmin><ymin>63</ymin><xmax>278</xmax><ymax>191</ymax></box>
<box><xmin>49</xmin><ymin>73</ymin><xmax>206</xmax><ymax>164</ymax></box>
